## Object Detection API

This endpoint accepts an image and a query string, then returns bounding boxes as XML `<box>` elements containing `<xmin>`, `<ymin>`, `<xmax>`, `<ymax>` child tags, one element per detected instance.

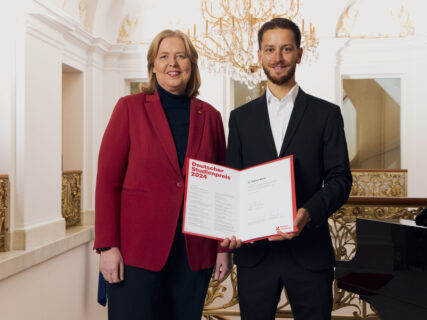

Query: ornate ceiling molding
<box><xmin>336</xmin><ymin>0</ymin><xmax>415</xmax><ymax>38</ymax></box>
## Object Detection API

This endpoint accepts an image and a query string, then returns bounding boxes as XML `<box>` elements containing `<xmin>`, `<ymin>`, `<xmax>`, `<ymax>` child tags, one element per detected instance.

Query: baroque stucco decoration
<box><xmin>116</xmin><ymin>11</ymin><xmax>185</xmax><ymax>45</ymax></box>
<box><xmin>78</xmin><ymin>0</ymin><xmax>89</xmax><ymax>30</ymax></box>
<box><xmin>336</xmin><ymin>0</ymin><xmax>415</xmax><ymax>38</ymax></box>
<box><xmin>117</xmin><ymin>14</ymin><xmax>140</xmax><ymax>44</ymax></box>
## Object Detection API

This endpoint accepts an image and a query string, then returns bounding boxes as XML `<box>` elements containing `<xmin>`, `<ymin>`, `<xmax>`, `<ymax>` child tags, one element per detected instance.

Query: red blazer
<box><xmin>94</xmin><ymin>91</ymin><xmax>227</xmax><ymax>271</ymax></box>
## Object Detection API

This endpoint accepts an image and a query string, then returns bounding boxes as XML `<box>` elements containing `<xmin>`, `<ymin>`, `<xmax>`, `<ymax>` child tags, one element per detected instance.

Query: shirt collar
<box><xmin>266</xmin><ymin>83</ymin><xmax>299</xmax><ymax>105</ymax></box>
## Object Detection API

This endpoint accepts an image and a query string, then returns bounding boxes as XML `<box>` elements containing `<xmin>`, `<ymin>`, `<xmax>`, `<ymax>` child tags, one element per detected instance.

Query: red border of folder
<box><xmin>182</xmin><ymin>155</ymin><xmax>298</xmax><ymax>243</ymax></box>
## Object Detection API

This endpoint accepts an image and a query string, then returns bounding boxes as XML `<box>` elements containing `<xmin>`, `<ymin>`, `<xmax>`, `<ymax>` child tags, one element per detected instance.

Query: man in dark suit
<box><xmin>221</xmin><ymin>18</ymin><xmax>352</xmax><ymax>320</ymax></box>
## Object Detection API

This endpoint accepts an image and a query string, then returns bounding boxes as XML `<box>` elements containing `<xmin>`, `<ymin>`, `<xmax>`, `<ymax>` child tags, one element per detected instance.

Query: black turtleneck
<box><xmin>156</xmin><ymin>83</ymin><xmax>191</xmax><ymax>169</ymax></box>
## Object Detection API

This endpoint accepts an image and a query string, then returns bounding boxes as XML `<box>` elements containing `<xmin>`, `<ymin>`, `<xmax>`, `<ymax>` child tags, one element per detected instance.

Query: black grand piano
<box><xmin>336</xmin><ymin>218</ymin><xmax>427</xmax><ymax>320</ymax></box>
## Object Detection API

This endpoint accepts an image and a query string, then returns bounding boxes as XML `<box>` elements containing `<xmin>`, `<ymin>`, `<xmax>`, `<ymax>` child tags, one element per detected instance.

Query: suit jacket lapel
<box><xmin>279</xmin><ymin>88</ymin><xmax>308</xmax><ymax>157</ymax></box>
<box><xmin>182</xmin><ymin>98</ymin><xmax>205</xmax><ymax>176</ymax></box>
<box><xmin>145</xmin><ymin>92</ymin><xmax>182</xmax><ymax>177</ymax></box>
<box><xmin>256</xmin><ymin>93</ymin><xmax>278</xmax><ymax>158</ymax></box>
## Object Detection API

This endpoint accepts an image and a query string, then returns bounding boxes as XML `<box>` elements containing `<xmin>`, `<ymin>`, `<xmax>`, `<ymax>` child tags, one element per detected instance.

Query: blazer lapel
<box><xmin>182</xmin><ymin>98</ymin><xmax>205</xmax><ymax>176</ymax></box>
<box><xmin>279</xmin><ymin>88</ymin><xmax>308</xmax><ymax>157</ymax></box>
<box><xmin>256</xmin><ymin>93</ymin><xmax>278</xmax><ymax>158</ymax></box>
<box><xmin>145</xmin><ymin>92</ymin><xmax>182</xmax><ymax>177</ymax></box>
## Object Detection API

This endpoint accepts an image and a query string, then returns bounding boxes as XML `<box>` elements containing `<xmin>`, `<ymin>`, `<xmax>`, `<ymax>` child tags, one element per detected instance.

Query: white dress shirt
<box><xmin>266</xmin><ymin>83</ymin><xmax>299</xmax><ymax>156</ymax></box>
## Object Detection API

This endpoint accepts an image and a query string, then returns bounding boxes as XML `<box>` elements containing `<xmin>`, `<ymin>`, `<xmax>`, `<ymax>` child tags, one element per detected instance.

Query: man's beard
<box><xmin>263</xmin><ymin>63</ymin><xmax>296</xmax><ymax>85</ymax></box>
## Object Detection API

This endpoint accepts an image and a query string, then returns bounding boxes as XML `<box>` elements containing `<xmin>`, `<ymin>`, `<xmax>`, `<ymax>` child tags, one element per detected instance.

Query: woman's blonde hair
<box><xmin>141</xmin><ymin>29</ymin><xmax>201</xmax><ymax>97</ymax></box>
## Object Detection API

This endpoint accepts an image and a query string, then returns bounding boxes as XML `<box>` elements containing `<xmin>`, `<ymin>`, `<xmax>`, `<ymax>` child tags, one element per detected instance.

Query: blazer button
<box><xmin>197</xmin><ymin>110</ymin><xmax>202</xmax><ymax>115</ymax></box>
<box><xmin>177</xmin><ymin>182</ymin><xmax>184</xmax><ymax>187</ymax></box>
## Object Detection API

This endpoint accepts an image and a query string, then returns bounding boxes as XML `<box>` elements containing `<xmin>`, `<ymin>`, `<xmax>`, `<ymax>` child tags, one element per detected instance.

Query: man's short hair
<box><xmin>258</xmin><ymin>18</ymin><xmax>301</xmax><ymax>49</ymax></box>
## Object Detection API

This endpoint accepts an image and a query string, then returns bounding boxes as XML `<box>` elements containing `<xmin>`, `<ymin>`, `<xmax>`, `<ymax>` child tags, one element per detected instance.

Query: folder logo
<box><xmin>276</xmin><ymin>225</ymin><xmax>289</xmax><ymax>231</ymax></box>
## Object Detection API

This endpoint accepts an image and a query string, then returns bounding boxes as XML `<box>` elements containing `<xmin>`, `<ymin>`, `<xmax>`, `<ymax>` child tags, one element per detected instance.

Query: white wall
<box><xmin>84</xmin><ymin>60</ymin><xmax>103</xmax><ymax>214</ymax></box>
<box><xmin>0</xmin><ymin>84</ymin><xmax>12</xmax><ymax>174</ymax></box>
<box><xmin>0</xmin><ymin>4</ymin><xmax>14</xmax><ymax>175</ymax></box>
<box><xmin>47</xmin><ymin>0</ymin><xmax>80</xmax><ymax>20</ymax></box>
<box><xmin>198</xmin><ymin>72</ymin><xmax>232</xmax><ymax>122</ymax></box>
<box><xmin>11</xmin><ymin>15</ymin><xmax>66</xmax><ymax>250</ymax></box>
<box><xmin>0</xmin><ymin>0</ymin><xmax>20</xmax><ymax>178</ymax></box>
<box><xmin>0</xmin><ymin>241</ymin><xmax>107</xmax><ymax>320</ymax></box>
<box><xmin>23</xmin><ymin>32</ymin><xmax>62</xmax><ymax>225</ymax></box>
<box><xmin>406</xmin><ymin>41</ymin><xmax>427</xmax><ymax>196</ymax></box>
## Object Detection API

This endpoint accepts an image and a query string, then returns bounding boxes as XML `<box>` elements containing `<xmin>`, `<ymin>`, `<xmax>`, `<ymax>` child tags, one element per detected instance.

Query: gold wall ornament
<box><xmin>62</xmin><ymin>171</ymin><xmax>82</xmax><ymax>228</ymax></box>
<box><xmin>336</xmin><ymin>0</ymin><xmax>415</xmax><ymax>38</ymax></box>
<box><xmin>190</xmin><ymin>0</ymin><xmax>318</xmax><ymax>89</ymax></box>
<box><xmin>130</xmin><ymin>82</ymin><xmax>146</xmax><ymax>95</ymax></box>
<box><xmin>204</xmin><ymin>265</ymin><xmax>239</xmax><ymax>313</ymax></box>
<box><xmin>350</xmin><ymin>169</ymin><xmax>407</xmax><ymax>197</ymax></box>
<box><xmin>0</xmin><ymin>175</ymin><xmax>9</xmax><ymax>252</ymax></box>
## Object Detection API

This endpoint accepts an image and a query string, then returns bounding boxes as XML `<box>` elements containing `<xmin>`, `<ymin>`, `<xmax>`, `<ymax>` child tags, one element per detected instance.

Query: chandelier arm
<box><xmin>228</xmin><ymin>1</ymin><xmax>249</xmax><ymax>20</ymax></box>
<box><xmin>289</xmin><ymin>0</ymin><xmax>301</xmax><ymax>20</ymax></box>
<box><xmin>193</xmin><ymin>42</ymin><xmax>223</xmax><ymax>62</ymax></box>
<box><xmin>203</xmin><ymin>10</ymin><xmax>227</xmax><ymax>22</ymax></box>
<box><xmin>252</xmin><ymin>0</ymin><xmax>271</xmax><ymax>19</ymax></box>
<box><xmin>202</xmin><ymin>0</ymin><xmax>227</xmax><ymax>21</ymax></box>
<box><xmin>223</xmin><ymin>0</ymin><xmax>240</xmax><ymax>21</ymax></box>
<box><xmin>237</xmin><ymin>0</ymin><xmax>251</xmax><ymax>20</ymax></box>
<box><xmin>195</xmin><ymin>36</ymin><xmax>239</xmax><ymax>62</ymax></box>
<box><xmin>222</xmin><ymin>34</ymin><xmax>253</xmax><ymax>70</ymax></box>
<box><xmin>196</xmin><ymin>33</ymin><xmax>253</xmax><ymax>71</ymax></box>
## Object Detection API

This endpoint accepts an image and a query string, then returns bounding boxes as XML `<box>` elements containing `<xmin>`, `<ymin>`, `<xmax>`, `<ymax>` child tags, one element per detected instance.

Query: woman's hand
<box><xmin>99</xmin><ymin>247</ymin><xmax>124</xmax><ymax>283</ymax></box>
<box><xmin>214</xmin><ymin>252</ymin><xmax>232</xmax><ymax>281</ymax></box>
<box><xmin>220</xmin><ymin>236</ymin><xmax>242</xmax><ymax>249</ymax></box>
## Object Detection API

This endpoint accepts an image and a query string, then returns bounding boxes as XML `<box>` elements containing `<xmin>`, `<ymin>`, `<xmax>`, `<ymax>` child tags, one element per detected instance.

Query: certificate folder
<box><xmin>182</xmin><ymin>156</ymin><xmax>297</xmax><ymax>243</ymax></box>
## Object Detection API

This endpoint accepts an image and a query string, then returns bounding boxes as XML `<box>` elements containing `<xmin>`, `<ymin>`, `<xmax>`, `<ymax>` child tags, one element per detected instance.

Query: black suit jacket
<box><xmin>226</xmin><ymin>88</ymin><xmax>352</xmax><ymax>270</ymax></box>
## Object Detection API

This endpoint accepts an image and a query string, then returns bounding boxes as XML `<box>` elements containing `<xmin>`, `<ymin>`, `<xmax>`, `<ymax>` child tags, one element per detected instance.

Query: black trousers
<box><xmin>106</xmin><ymin>229</ymin><xmax>213</xmax><ymax>320</ymax></box>
<box><xmin>237</xmin><ymin>243</ymin><xmax>334</xmax><ymax>320</ymax></box>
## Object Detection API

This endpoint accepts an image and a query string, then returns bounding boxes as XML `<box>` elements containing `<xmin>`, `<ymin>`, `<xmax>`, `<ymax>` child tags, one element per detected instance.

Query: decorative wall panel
<box><xmin>0</xmin><ymin>175</ymin><xmax>8</xmax><ymax>252</ymax></box>
<box><xmin>350</xmin><ymin>169</ymin><xmax>407</xmax><ymax>197</ymax></box>
<box><xmin>62</xmin><ymin>171</ymin><xmax>82</xmax><ymax>227</ymax></box>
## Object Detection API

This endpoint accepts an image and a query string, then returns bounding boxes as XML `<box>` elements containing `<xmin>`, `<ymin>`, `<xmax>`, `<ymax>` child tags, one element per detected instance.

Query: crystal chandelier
<box><xmin>189</xmin><ymin>0</ymin><xmax>318</xmax><ymax>89</ymax></box>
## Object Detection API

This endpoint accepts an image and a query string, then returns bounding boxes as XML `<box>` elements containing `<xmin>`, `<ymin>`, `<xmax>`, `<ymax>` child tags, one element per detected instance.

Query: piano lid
<box><xmin>336</xmin><ymin>218</ymin><xmax>427</xmax><ymax>320</ymax></box>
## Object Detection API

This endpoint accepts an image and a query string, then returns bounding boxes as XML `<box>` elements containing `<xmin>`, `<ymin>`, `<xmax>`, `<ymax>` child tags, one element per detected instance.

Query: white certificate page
<box><xmin>183</xmin><ymin>157</ymin><xmax>297</xmax><ymax>242</ymax></box>
<box><xmin>183</xmin><ymin>160</ymin><xmax>240</xmax><ymax>240</ymax></box>
<box><xmin>240</xmin><ymin>157</ymin><xmax>296</xmax><ymax>241</ymax></box>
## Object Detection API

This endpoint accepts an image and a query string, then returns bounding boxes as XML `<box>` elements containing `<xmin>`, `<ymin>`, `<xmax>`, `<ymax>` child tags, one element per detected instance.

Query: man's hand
<box><xmin>220</xmin><ymin>235</ymin><xmax>242</xmax><ymax>249</ymax></box>
<box><xmin>268</xmin><ymin>208</ymin><xmax>311</xmax><ymax>241</ymax></box>
<box><xmin>99</xmin><ymin>247</ymin><xmax>124</xmax><ymax>283</ymax></box>
<box><xmin>214</xmin><ymin>252</ymin><xmax>232</xmax><ymax>281</ymax></box>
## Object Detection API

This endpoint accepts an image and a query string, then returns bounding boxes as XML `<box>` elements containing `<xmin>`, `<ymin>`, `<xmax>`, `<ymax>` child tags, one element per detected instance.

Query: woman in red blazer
<box><xmin>94</xmin><ymin>29</ymin><xmax>231</xmax><ymax>320</ymax></box>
